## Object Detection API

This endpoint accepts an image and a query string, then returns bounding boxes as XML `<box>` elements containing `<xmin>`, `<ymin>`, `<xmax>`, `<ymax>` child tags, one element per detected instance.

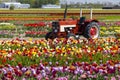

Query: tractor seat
<box><xmin>78</xmin><ymin>17</ymin><xmax>86</xmax><ymax>25</ymax></box>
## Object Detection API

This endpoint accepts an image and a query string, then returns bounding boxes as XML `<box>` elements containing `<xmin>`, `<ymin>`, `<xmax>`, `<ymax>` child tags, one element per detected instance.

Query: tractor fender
<box><xmin>91</xmin><ymin>20</ymin><xmax>99</xmax><ymax>23</ymax></box>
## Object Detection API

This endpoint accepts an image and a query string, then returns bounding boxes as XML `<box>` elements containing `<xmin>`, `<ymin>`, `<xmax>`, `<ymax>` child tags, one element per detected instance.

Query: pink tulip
<box><xmin>80</xmin><ymin>73</ymin><xmax>87</xmax><ymax>79</ymax></box>
<box><xmin>56</xmin><ymin>77</ymin><xmax>68</xmax><ymax>80</ymax></box>
<box><xmin>22</xmin><ymin>78</ymin><xmax>26</xmax><ymax>80</ymax></box>
<box><xmin>111</xmin><ymin>77</ymin><xmax>116</xmax><ymax>80</ymax></box>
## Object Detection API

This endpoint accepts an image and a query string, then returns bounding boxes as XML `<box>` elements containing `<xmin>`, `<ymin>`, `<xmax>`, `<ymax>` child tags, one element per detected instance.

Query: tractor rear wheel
<box><xmin>84</xmin><ymin>22</ymin><xmax>100</xmax><ymax>39</ymax></box>
<box><xmin>45</xmin><ymin>32</ymin><xmax>57</xmax><ymax>40</ymax></box>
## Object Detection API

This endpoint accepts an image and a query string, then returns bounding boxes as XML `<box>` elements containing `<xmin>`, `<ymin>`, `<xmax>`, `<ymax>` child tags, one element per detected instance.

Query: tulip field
<box><xmin>0</xmin><ymin>38</ymin><xmax>119</xmax><ymax>80</ymax></box>
<box><xmin>0</xmin><ymin>9</ymin><xmax>119</xmax><ymax>80</ymax></box>
<box><xmin>0</xmin><ymin>21</ymin><xmax>120</xmax><ymax>38</ymax></box>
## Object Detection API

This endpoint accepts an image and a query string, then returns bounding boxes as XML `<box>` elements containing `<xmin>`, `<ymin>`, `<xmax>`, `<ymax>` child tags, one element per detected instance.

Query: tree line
<box><xmin>16</xmin><ymin>0</ymin><xmax>59</xmax><ymax>8</ymax></box>
<box><xmin>0</xmin><ymin>0</ymin><xmax>60</xmax><ymax>8</ymax></box>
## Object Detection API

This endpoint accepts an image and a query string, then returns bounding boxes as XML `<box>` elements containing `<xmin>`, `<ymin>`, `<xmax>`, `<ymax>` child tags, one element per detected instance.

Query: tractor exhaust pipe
<box><xmin>80</xmin><ymin>8</ymin><xmax>82</xmax><ymax>17</ymax></box>
<box><xmin>80</xmin><ymin>7</ymin><xmax>93</xmax><ymax>19</ymax></box>
<box><xmin>64</xmin><ymin>3</ymin><xmax>67</xmax><ymax>19</ymax></box>
<box><xmin>90</xmin><ymin>7</ymin><xmax>92</xmax><ymax>19</ymax></box>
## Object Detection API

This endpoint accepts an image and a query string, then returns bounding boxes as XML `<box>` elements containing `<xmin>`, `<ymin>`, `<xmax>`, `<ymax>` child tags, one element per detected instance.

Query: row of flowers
<box><xmin>24</xmin><ymin>22</ymin><xmax>51</xmax><ymax>38</ymax></box>
<box><xmin>0</xmin><ymin>23</ymin><xmax>17</xmax><ymax>38</ymax></box>
<box><xmin>24</xmin><ymin>22</ymin><xmax>47</xmax><ymax>28</ymax></box>
<box><xmin>0</xmin><ymin>38</ymin><xmax>119</xmax><ymax>79</ymax></box>
<box><xmin>23</xmin><ymin>21</ymin><xmax>120</xmax><ymax>29</ymax></box>
<box><xmin>0</xmin><ymin>22</ymin><xmax>16</xmax><ymax>30</ymax></box>
<box><xmin>23</xmin><ymin>21</ymin><xmax>120</xmax><ymax>38</ymax></box>
<box><xmin>0</xmin><ymin>21</ymin><xmax>119</xmax><ymax>38</ymax></box>
<box><xmin>0</xmin><ymin>17</ymin><xmax>58</xmax><ymax>21</ymax></box>
<box><xmin>0</xmin><ymin>38</ymin><xmax>119</xmax><ymax>58</ymax></box>
<box><xmin>99</xmin><ymin>21</ymin><xmax>120</xmax><ymax>27</ymax></box>
<box><xmin>24</xmin><ymin>21</ymin><xmax>120</xmax><ymax>28</ymax></box>
<box><xmin>1</xmin><ymin>60</ymin><xmax>120</xmax><ymax>80</ymax></box>
<box><xmin>99</xmin><ymin>21</ymin><xmax>120</xmax><ymax>38</ymax></box>
<box><xmin>25</xmin><ymin>31</ymin><xmax>48</xmax><ymax>37</ymax></box>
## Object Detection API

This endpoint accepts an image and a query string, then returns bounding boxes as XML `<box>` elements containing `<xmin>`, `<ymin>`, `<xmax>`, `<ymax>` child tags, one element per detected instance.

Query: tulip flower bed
<box><xmin>0</xmin><ymin>38</ymin><xmax>119</xmax><ymax>80</ymax></box>
<box><xmin>24</xmin><ymin>22</ymin><xmax>51</xmax><ymax>38</ymax></box>
<box><xmin>100</xmin><ymin>26</ymin><xmax>120</xmax><ymax>38</ymax></box>
<box><xmin>23</xmin><ymin>21</ymin><xmax>120</xmax><ymax>38</ymax></box>
<box><xmin>0</xmin><ymin>23</ymin><xmax>17</xmax><ymax>38</ymax></box>
<box><xmin>0</xmin><ymin>9</ymin><xmax>120</xmax><ymax>21</ymax></box>
<box><xmin>0</xmin><ymin>20</ymin><xmax>119</xmax><ymax>38</ymax></box>
<box><xmin>99</xmin><ymin>21</ymin><xmax>120</xmax><ymax>38</ymax></box>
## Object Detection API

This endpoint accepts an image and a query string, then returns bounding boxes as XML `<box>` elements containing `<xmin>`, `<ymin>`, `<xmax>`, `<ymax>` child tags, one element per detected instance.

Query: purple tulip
<box><xmin>21</xmin><ymin>67</ymin><xmax>27</xmax><ymax>73</ymax></box>
<box><xmin>104</xmin><ymin>76</ymin><xmax>109</xmax><ymax>80</ymax></box>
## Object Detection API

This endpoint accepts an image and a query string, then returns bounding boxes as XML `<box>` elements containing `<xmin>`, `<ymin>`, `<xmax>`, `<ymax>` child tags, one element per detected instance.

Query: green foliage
<box><xmin>0</xmin><ymin>23</ymin><xmax>16</xmax><ymax>38</ymax></box>
<box><xmin>9</xmin><ymin>4</ymin><xmax>15</xmax><ymax>10</ymax></box>
<box><xmin>0</xmin><ymin>34</ymin><xmax>13</xmax><ymax>38</ymax></box>
<box><xmin>18</xmin><ymin>0</ymin><xmax>59</xmax><ymax>8</ymax></box>
<box><xmin>0</xmin><ymin>23</ymin><xmax>16</xmax><ymax>30</ymax></box>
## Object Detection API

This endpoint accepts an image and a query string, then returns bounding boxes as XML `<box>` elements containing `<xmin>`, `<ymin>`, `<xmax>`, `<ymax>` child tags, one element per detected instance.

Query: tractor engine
<box><xmin>52</xmin><ymin>21</ymin><xmax>59</xmax><ymax>33</ymax></box>
<box><xmin>45</xmin><ymin>19</ymin><xmax>80</xmax><ymax>40</ymax></box>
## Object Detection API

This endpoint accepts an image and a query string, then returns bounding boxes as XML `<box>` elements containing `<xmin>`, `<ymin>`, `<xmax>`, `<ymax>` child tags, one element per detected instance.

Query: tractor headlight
<box><xmin>70</xmin><ymin>27</ymin><xmax>73</xmax><ymax>30</ymax></box>
<box><xmin>76</xmin><ymin>35</ymin><xmax>79</xmax><ymax>38</ymax></box>
<box><xmin>54</xmin><ymin>29</ymin><xmax>58</xmax><ymax>32</ymax></box>
<box><xmin>67</xmin><ymin>30</ymin><xmax>70</xmax><ymax>33</ymax></box>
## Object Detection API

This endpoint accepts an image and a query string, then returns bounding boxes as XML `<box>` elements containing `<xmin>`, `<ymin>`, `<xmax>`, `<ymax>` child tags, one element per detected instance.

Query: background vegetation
<box><xmin>0</xmin><ymin>0</ymin><xmax>60</xmax><ymax>8</ymax></box>
<box><xmin>0</xmin><ymin>0</ymin><xmax>119</xmax><ymax>8</ymax></box>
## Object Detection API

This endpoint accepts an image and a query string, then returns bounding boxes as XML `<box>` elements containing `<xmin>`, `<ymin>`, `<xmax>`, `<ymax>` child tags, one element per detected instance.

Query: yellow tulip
<box><xmin>49</xmin><ymin>53</ymin><xmax>52</xmax><ymax>57</ymax></box>
<box><xmin>71</xmin><ymin>51</ymin><xmax>74</xmax><ymax>55</ymax></box>
<box><xmin>2</xmin><ymin>51</ymin><xmax>8</xmax><ymax>57</ymax></box>
<box><xmin>28</xmin><ymin>38</ymin><xmax>33</xmax><ymax>41</ymax></box>
<box><xmin>32</xmin><ymin>51</ymin><xmax>37</xmax><ymax>56</ymax></box>
<box><xmin>63</xmin><ymin>53</ymin><xmax>67</xmax><ymax>57</ymax></box>
<box><xmin>62</xmin><ymin>47</ymin><xmax>66</xmax><ymax>53</ymax></box>
<box><xmin>78</xmin><ymin>48</ymin><xmax>82</xmax><ymax>53</ymax></box>
<box><xmin>67</xmin><ymin>48</ymin><xmax>71</xmax><ymax>51</ymax></box>
<box><xmin>62</xmin><ymin>47</ymin><xmax>65</xmax><ymax>50</ymax></box>
<box><xmin>18</xmin><ymin>51</ymin><xmax>22</xmax><ymax>55</ymax></box>
<box><xmin>71</xmin><ymin>47</ymin><xmax>74</xmax><ymax>50</ymax></box>
<box><xmin>17</xmin><ymin>44</ymin><xmax>20</xmax><ymax>47</ymax></box>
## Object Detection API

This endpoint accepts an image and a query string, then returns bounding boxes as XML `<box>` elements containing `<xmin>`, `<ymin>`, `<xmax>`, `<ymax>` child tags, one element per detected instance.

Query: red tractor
<box><xmin>45</xmin><ymin>6</ymin><xmax>100</xmax><ymax>40</ymax></box>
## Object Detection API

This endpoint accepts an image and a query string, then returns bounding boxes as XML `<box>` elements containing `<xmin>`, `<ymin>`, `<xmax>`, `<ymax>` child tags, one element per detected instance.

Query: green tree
<box><xmin>9</xmin><ymin>4</ymin><xmax>15</xmax><ymax>10</ymax></box>
<box><xmin>18</xmin><ymin>0</ymin><xmax>60</xmax><ymax>8</ymax></box>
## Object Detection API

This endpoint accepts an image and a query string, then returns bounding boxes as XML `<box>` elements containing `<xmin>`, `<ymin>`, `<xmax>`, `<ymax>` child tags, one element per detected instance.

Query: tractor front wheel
<box><xmin>45</xmin><ymin>32</ymin><xmax>57</xmax><ymax>40</ymax></box>
<box><xmin>67</xmin><ymin>33</ymin><xmax>79</xmax><ymax>40</ymax></box>
<box><xmin>84</xmin><ymin>22</ymin><xmax>100</xmax><ymax>39</ymax></box>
